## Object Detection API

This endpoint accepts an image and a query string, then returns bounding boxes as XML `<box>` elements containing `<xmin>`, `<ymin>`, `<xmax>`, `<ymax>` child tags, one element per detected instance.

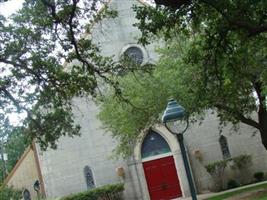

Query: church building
<box><xmin>5</xmin><ymin>0</ymin><xmax>267</xmax><ymax>200</ymax></box>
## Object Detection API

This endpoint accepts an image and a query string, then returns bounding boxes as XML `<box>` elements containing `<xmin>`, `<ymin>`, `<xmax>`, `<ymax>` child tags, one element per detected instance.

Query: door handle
<box><xmin>161</xmin><ymin>182</ymin><xmax>167</xmax><ymax>190</ymax></box>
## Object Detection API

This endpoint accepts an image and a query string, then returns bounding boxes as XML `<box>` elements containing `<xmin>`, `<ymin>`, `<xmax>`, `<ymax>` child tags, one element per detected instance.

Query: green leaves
<box><xmin>61</xmin><ymin>183</ymin><xmax>124</xmax><ymax>200</ymax></box>
<box><xmin>0</xmin><ymin>0</ymin><xmax>124</xmax><ymax>150</ymax></box>
<box><xmin>99</xmin><ymin>0</ymin><xmax>267</xmax><ymax>155</ymax></box>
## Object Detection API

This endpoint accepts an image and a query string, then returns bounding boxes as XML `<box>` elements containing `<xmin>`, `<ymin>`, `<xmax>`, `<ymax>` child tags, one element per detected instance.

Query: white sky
<box><xmin>0</xmin><ymin>0</ymin><xmax>24</xmax><ymax>17</ymax></box>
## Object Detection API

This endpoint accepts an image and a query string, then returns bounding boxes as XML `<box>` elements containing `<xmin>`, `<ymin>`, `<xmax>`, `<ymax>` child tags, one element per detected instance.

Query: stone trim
<box><xmin>32</xmin><ymin>142</ymin><xmax>46</xmax><ymax>197</ymax></box>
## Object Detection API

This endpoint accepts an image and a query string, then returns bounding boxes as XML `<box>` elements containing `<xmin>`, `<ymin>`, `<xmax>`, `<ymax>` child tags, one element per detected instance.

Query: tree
<box><xmin>0</xmin><ymin>119</ymin><xmax>29</xmax><ymax>182</ymax></box>
<box><xmin>99</xmin><ymin>27</ymin><xmax>267</xmax><ymax>157</ymax></box>
<box><xmin>0</xmin><ymin>0</ymin><xmax>124</xmax><ymax>149</ymax></box>
<box><xmin>4</xmin><ymin>127</ymin><xmax>29</xmax><ymax>172</ymax></box>
<box><xmin>130</xmin><ymin>1</ymin><xmax>267</xmax><ymax>148</ymax></box>
<box><xmin>99</xmin><ymin>71</ymin><xmax>171</xmax><ymax>157</ymax></box>
<box><xmin>0</xmin><ymin>115</ymin><xmax>11</xmax><ymax>181</ymax></box>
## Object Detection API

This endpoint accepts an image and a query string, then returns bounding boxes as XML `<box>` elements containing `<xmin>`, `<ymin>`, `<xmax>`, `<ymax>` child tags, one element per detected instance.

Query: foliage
<box><xmin>204</xmin><ymin>154</ymin><xmax>252</xmax><ymax>191</ymax></box>
<box><xmin>227</xmin><ymin>179</ymin><xmax>240</xmax><ymax>190</ymax></box>
<box><xmin>231</xmin><ymin>155</ymin><xmax>252</xmax><ymax>171</ymax></box>
<box><xmin>254</xmin><ymin>172</ymin><xmax>265</xmax><ymax>182</ymax></box>
<box><xmin>131</xmin><ymin>0</ymin><xmax>267</xmax><ymax>150</ymax></box>
<box><xmin>205</xmin><ymin>160</ymin><xmax>229</xmax><ymax>175</ymax></box>
<box><xmin>231</xmin><ymin>154</ymin><xmax>252</xmax><ymax>184</ymax></box>
<box><xmin>100</xmin><ymin>21</ymin><xmax>267</xmax><ymax>155</ymax></box>
<box><xmin>98</xmin><ymin>70</ymin><xmax>173</xmax><ymax>157</ymax></box>
<box><xmin>5</xmin><ymin>127</ymin><xmax>29</xmax><ymax>169</ymax></box>
<box><xmin>205</xmin><ymin>160</ymin><xmax>228</xmax><ymax>191</ymax></box>
<box><xmin>0</xmin><ymin>124</ymin><xmax>29</xmax><ymax>182</ymax></box>
<box><xmin>0</xmin><ymin>0</ymin><xmax>128</xmax><ymax>150</ymax></box>
<box><xmin>0</xmin><ymin>185</ymin><xmax>22</xmax><ymax>200</ymax></box>
<box><xmin>60</xmin><ymin>183</ymin><xmax>124</xmax><ymax>200</ymax></box>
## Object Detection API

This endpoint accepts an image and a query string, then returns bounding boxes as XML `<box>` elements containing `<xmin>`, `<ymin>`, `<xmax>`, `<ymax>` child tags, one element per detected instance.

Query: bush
<box><xmin>254</xmin><ymin>172</ymin><xmax>265</xmax><ymax>182</ymax></box>
<box><xmin>0</xmin><ymin>185</ymin><xmax>22</xmax><ymax>200</ymax></box>
<box><xmin>231</xmin><ymin>155</ymin><xmax>252</xmax><ymax>170</ymax></box>
<box><xmin>227</xmin><ymin>179</ymin><xmax>240</xmax><ymax>189</ymax></box>
<box><xmin>205</xmin><ymin>160</ymin><xmax>229</xmax><ymax>191</ymax></box>
<box><xmin>231</xmin><ymin>154</ymin><xmax>252</xmax><ymax>184</ymax></box>
<box><xmin>61</xmin><ymin>183</ymin><xmax>124</xmax><ymax>200</ymax></box>
<box><xmin>205</xmin><ymin>154</ymin><xmax>252</xmax><ymax>191</ymax></box>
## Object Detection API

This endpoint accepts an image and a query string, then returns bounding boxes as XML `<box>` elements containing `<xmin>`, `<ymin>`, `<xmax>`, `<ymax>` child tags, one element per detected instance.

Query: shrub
<box><xmin>231</xmin><ymin>154</ymin><xmax>252</xmax><ymax>184</ymax></box>
<box><xmin>205</xmin><ymin>154</ymin><xmax>252</xmax><ymax>191</ymax></box>
<box><xmin>0</xmin><ymin>185</ymin><xmax>22</xmax><ymax>200</ymax></box>
<box><xmin>254</xmin><ymin>172</ymin><xmax>265</xmax><ymax>182</ymax></box>
<box><xmin>205</xmin><ymin>160</ymin><xmax>229</xmax><ymax>191</ymax></box>
<box><xmin>227</xmin><ymin>179</ymin><xmax>240</xmax><ymax>189</ymax></box>
<box><xmin>231</xmin><ymin>155</ymin><xmax>252</xmax><ymax>170</ymax></box>
<box><xmin>61</xmin><ymin>183</ymin><xmax>124</xmax><ymax>200</ymax></box>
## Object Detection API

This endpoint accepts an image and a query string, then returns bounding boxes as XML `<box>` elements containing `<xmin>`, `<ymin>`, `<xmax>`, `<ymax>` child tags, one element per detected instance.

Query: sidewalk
<box><xmin>175</xmin><ymin>180</ymin><xmax>267</xmax><ymax>200</ymax></box>
<box><xmin>176</xmin><ymin>193</ymin><xmax>215</xmax><ymax>200</ymax></box>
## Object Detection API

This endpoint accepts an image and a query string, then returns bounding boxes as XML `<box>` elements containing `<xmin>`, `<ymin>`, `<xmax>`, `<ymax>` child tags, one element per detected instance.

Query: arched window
<box><xmin>219</xmin><ymin>135</ymin><xmax>231</xmax><ymax>160</ymax></box>
<box><xmin>141</xmin><ymin>130</ymin><xmax>171</xmax><ymax>159</ymax></box>
<box><xmin>84</xmin><ymin>166</ymin><xmax>95</xmax><ymax>189</ymax></box>
<box><xmin>124</xmin><ymin>46</ymin><xmax>144</xmax><ymax>65</ymax></box>
<box><xmin>23</xmin><ymin>189</ymin><xmax>31</xmax><ymax>200</ymax></box>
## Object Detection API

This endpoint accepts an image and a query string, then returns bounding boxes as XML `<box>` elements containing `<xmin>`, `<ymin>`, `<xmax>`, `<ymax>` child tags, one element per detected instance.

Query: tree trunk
<box><xmin>259</xmin><ymin>109</ymin><xmax>267</xmax><ymax>149</ymax></box>
<box><xmin>154</xmin><ymin>0</ymin><xmax>190</xmax><ymax>9</ymax></box>
<box><xmin>253</xmin><ymin>81</ymin><xmax>267</xmax><ymax>149</ymax></box>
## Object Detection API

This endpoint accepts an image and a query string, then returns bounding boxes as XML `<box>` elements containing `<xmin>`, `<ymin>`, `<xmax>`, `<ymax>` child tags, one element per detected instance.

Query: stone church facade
<box><xmin>8</xmin><ymin>0</ymin><xmax>267</xmax><ymax>199</ymax></box>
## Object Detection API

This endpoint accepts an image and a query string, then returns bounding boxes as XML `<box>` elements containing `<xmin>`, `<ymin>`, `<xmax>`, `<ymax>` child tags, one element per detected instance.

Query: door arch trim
<box><xmin>141</xmin><ymin>152</ymin><xmax>173</xmax><ymax>162</ymax></box>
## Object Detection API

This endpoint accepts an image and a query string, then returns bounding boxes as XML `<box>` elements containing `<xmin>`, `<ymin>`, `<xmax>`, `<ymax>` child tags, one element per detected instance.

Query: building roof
<box><xmin>4</xmin><ymin>146</ymin><xmax>32</xmax><ymax>185</ymax></box>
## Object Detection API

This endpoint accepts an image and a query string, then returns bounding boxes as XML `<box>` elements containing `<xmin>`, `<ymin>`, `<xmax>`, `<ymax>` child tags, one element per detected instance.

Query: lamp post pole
<box><xmin>162</xmin><ymin>99</ymin><xmax>197</xmax><ymax>200</ymax></box>
<box><xmin>176</xmin><ymin>133</ymin><xmax>197</xmax><ymax>200</ymax></box>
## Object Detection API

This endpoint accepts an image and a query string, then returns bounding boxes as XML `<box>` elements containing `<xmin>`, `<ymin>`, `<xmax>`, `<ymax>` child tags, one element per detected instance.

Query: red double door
<box><xmin>143</xmin><ymin>156</ymin><xmax>182</xmax><ymax>200</ymax></box>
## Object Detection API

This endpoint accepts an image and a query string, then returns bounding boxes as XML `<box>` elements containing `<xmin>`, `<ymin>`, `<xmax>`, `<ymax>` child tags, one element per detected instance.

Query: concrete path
<box><xmin>174</xmin><ymin>180</ymin><xmax>267</xmax><ymax>200</ymax></box>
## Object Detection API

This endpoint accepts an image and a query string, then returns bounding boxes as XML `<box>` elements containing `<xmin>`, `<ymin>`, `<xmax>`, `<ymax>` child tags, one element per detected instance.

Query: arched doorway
<box><xmin>141</xmin><ymin>130</ymin><xmax>182</xmax><ymax>200</ymax></box>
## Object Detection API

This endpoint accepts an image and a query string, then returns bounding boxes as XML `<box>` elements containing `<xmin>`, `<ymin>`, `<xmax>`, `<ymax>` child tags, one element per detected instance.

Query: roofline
<box><xmin>3</xmin><ymin>143</ymin><xmax>46</xmax><ymax>197</ymax></box>
<box><xmin>4</xmin><ymin>146</ymin><xmax>32</xmax><ymax>185</ymax></box>
<box><xmin>137</xmin><ymin>0</ymin><xmax>150</xmax><ymax>6</ymax></box>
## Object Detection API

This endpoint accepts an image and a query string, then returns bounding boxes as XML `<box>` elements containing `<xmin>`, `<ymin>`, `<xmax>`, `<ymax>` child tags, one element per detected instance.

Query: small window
<box><xmin>141</xmin><ymin>130</ymin><xmax>171</xmax><ymax>159</ymax></box>
<box><xmin>124</xmin><ymin>46</ymin><xmax>144</xmax><ymax>65</ymax></box>
<box><xmin>84</xmin><ymin>166</ymin><xmax>95</xmax><ymax>189</ymax></box>
<box><xmin>219</xmin><ymin>135</ymin><xmax>231</xmax><ymax>160</ymax></box>
<box><xmin>23</xmin><ymin>189</ymin><xmax>31</xmax><ymax>200</ymax></box>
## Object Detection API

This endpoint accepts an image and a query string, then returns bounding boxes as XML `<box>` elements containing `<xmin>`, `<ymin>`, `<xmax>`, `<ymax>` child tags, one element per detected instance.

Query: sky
<box><xmin>0</xmin><ymin>0</ymin><xmax>23</xmax><ymax>17</ymax></box>
<box><xmin>0</xmin><ymin>0</ymin><xmax>25</xmax><ymax>124</ymax></box>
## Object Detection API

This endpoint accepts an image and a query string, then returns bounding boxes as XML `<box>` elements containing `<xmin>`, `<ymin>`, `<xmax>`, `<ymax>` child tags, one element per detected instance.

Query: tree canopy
<box><xmin>0</xmin><ymin>126</ymin><xmax>29</xmax><ymax>182</ymax></box>
<box><xmin>1</xmin><ymin>0</ymin><xmax>267</xmax><ymax>154</ymax></box>
<box><xmin>0</xmin><ymin>0</ymin><xmax>123</xmax><ymax>149</ymax></box>
<box><xmin>99</xmin><ymin>0</ymin><xmax>267</xmax><ymax>156</ymax></box>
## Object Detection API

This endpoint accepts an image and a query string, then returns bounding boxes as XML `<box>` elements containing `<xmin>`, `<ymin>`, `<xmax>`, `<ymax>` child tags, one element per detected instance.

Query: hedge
<box><xmin>61</xmin><ymin>183</ymin><xmax>124</xmax><ymax>200</ymax></box>
<box><xmin>0</xmin><ymin>185</ymin><xmax>22</xmax><ymax>200</ymax></box>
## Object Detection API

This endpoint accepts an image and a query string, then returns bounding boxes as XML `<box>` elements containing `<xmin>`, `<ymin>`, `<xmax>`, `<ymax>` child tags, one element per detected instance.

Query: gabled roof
<box><xmin>4</xmin><ymin>146</ymin><xmax>32</xmax><ymax>185</ymax></box>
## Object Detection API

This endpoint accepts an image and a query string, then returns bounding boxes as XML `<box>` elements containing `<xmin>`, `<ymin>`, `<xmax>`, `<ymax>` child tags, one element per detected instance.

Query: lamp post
<box><xmin>162</xmin><ymin>99</ymin><xmax>197</xmax><ymax>200</ymax></box>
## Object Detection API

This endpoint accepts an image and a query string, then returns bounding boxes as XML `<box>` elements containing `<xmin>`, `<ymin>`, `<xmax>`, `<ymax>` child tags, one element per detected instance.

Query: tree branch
<box><xmin>215</xmin><ymin>103</ymin><xmax>260</xmax><ymax>130</ymax></box>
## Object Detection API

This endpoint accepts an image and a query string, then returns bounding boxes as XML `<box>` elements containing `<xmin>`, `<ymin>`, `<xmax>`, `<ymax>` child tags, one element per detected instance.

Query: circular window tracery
<box><xmin>123</xmin><ymin>46</ymin><xmax>144</xmax><ymax>65</ymax></box>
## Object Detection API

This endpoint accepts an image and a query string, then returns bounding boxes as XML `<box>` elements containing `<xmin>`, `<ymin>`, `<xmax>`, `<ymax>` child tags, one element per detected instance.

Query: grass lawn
<box><xmin>258</xmin><ymin>196</ymin><xmax>267</xmax><ymax>200</ymax></box>
<box><xmin>205</xmin><ymin>182</ymin><xmax>267</xmax><ymax>200</ymax></box>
